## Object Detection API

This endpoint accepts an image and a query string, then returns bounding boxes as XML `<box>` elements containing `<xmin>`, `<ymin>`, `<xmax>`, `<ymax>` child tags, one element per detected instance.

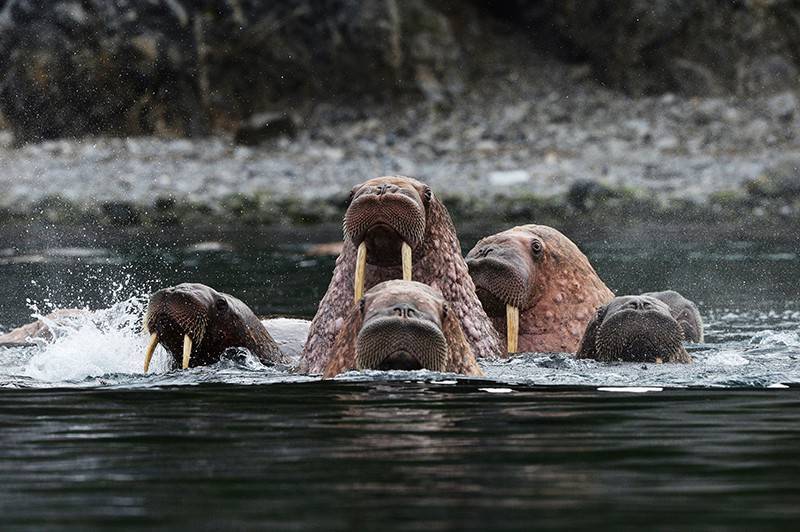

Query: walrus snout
<box><xmin>466</xmin><ymin>255</ymin><xmax>530</xmax><ymax>315</ymax></box>
<box><xmin>345</xmin><ymin>189</ymin><xmax>426</xmax><ymax>253</ymax></box>
<box><xmin>587</xmin><ymin>296</ymin><xmax>691</xmax><ymax>363</ymax></box>
<box><xmin>144</xmin><ymin>284</ymin><xmax>214</xmax><ymax>371</ymax></box>
<box><xmin>355</xmin><ymin>316</ymin><xmax>447</xmax><ymax>372</ymax></box>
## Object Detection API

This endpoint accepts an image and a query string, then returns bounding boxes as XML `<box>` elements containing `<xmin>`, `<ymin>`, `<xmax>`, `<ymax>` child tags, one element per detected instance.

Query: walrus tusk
<box><xmin>506</xmin><ymin>304</ymin><xmax>519</xmax><ymax>353</ymax></box>
<box><xmin>143</xmin><ymin>333</ymin><xmax>159</xmax><ymax>373</ymax></box>
<box><xmin>182</xmin><ymin>334</ymin><xmax>192</xmax><ymax>369</ymax></box>
<box><xmin>354</xmin><ymin>241</ymin><xmax>367</xmax><ymax>303</ymax></box>
<box><xmin>401</xmin><ymin>242</ymin><xmax>412</xmax><ymax>281</ymax></box>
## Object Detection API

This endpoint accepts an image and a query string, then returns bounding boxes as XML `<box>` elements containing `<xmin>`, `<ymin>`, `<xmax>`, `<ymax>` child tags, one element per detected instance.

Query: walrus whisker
<box><xmin>506</xmin><ymin>304</ymin><xmax>519</xmax><ymax>353</ymax></box>
<box><xmin>182</xmin><ymin>334</ymin><xmax>192</xmax><ymax>369</ymax></box>
<box><xmin>401</xmin><ymin>242</ymin><xmax>412</xmax><ymax>281</ymax></box>
<box><xmin>354</xmin><ymin>241</ymin><xmax>367</xmax><ymax>303</ymax></box>
<box><xmin>143</xmin><ymin>333</ymin><xmax>159</xmax><ymax>373</ymax></box>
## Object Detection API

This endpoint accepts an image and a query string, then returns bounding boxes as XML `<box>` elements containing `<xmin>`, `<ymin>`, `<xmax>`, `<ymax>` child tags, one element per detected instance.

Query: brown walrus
<box><xmin>0</xmin><ymin>283</ymin><xmax>300</xmax><ymax>371</ymax></box>
<box><xmin>576</xmin><ymin>291</ymin><xmax>704</xmax><ymax>363</ymax></box>
<box><xmin>143</xmin><ymin>283</ymin><xmax>289</xmax><ymax>370</ymax></box>
<box><xmin>323</xmin><ymin>280</ymin><xmax>483</xmax><ymax>378</ymax></box>
<box><xmin>465</xmin><ymin>224</ymin><xmax>614</xmax><ymax>354</ymax></box>
<box><xmin>301</xmin><ymin>176</ymin><xmax>500</xmax><ymax>373</ymax></box>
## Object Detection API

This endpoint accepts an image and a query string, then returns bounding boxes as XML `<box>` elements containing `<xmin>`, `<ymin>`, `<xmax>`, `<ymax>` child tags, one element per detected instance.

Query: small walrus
<box><xmin>576</xmin><ymin>290</ymin><xmax>704</xmax><ymax>363</ymax></box>
<box><xmin>466</xmin><ymin>224</ymin><xmax>613</xmax><ymax>354</ymax></box>
<box><xmin>0</xmin><ymin>283</ymin><xmax>306</xmax><ymax>371</ymax></box>
<box><xmin>301</xmin><ymin>176</ymin><xmax>500</xmax><ymax>373</ymax></box>
<box><xmin>143</xmin><ymin>283</ymin><xmax>290</xmax><ymax>370</ymax></box>
<box><xmin>323</xmin><ymin>280</ymin><xmax>483</xmax><ymax>378</ymax></box>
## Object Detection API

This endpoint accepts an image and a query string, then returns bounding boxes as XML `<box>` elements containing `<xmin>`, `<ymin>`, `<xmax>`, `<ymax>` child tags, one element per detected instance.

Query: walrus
<box><xmin>576</xmin><ymin>291</ymin><xmax>704</xmax><ymax>363</ymax></box>
<box><xmin>465</xmin><ymin>224</ymin><xmax>614</xmax><ymax>354</ymax></box>
<box><xmin>301</xmin><ymin>176</ymin><xmax>500</xmax><ymax>373</ymax></box>
<box><xmin>0</xmin><ymin>283</ymin><xmax>307</xmax><ymax>371</ymax></box>
<box><xmin>323</xmin><ymin>280</ymin><xmax>483</xmax><ymax>378</ymax></box>
<box><xmin>144</xmin><ymin>283</ymin><xmax>292</xmax><ymax>370</ymax></box>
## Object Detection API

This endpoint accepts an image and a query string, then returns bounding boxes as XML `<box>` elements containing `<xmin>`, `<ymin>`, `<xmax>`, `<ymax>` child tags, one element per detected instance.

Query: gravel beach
<box><xmin>1</xmin><ymin>36</ymin><xmax>799</xmax><ymax>228</ymax></box>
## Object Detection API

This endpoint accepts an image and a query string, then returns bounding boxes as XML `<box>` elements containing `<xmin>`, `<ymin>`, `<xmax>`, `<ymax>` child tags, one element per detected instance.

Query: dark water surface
<box><xmin>0</xmin><ymin>222</ymin><xmax>799</xmax><ymax>530</ymax></box>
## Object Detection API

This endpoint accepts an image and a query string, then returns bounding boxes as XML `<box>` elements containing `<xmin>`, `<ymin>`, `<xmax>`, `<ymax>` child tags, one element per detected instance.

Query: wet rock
<box><xmin>567</xmin><ymin>180</ymin><xmax>617</xmax><ymax>213</ymax></box>
<box><xmin>488</xmin><ymin>170</ymin><xmax>529</xmax><ymax>186</ymax></box>
<box><xmin>234</xmin><ymin>113</ymin><xmax>298</xmax><ymax>146</ymax></box>
<box><xmin>746</xmin><ymin>159</ymin><xmax>800</xmax><ymax>199</ymax></box>
<box><xmin>766</xmin><ymin>92</ymin><xmax>798</xmax><ymax>122</ymax></box>
<box><xmin>493</xmin><ymin>0</ymin><xmax>800</xmax><ymax>96</ymax></box>
<box><xmin>0</xmin><ymin>0</ymin><xmax>465</xmax><ymax>141</ymax></box>
<box><xmin>101</xmin><ymin>201</ymin><xmax>140</xmax><ymax>226</ymax></box>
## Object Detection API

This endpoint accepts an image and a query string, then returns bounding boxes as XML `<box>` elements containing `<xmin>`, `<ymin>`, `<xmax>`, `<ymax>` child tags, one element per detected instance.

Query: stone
<box><xmin>488</xmin><ymin>170</ymin><xmax>530</xmax><ymax>187</ymax></box>
<box><xmin>234</xmin><ymin>113</ymin><xmax>298</xmax><ymax>146</ymax></box>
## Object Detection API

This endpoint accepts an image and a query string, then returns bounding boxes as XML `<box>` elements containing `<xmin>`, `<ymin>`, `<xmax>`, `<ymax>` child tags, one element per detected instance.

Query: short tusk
<box><xmin>354</xmin><ymin>241</ymin><xmax>367</xmax><ymax>303</ymax></box>
<box><xmin>506</xmin><ymin>304</ymin><xmax>519</xmax><ymax>354</ymax></box>
<box><xmin>144</xmin><ymin>333</ymin><xmax>159</xmax><ymax>373</ymax></box>
<box><xmin>182</xmin><ymin>334</ymin><xmax>192</xmax><ymax>369</ymax></box>
<box><xmin>401</xmin><ymin>242</ymin><xmax>412</xmax><ymax>281</ymax></box>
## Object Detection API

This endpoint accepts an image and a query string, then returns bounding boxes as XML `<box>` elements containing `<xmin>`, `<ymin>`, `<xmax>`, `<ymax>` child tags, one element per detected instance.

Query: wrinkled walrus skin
<box><xmin>466</xmin><ymin>224</ymin><xmax>614</xmax><ymax>354</ymax></box>
<box><xmin>300</xmin><ymin>176</ymin><xmax>501</xmax><ymax>373</ymax></box>
<box><xmin>323</xmin><ymin>280</ymin><xmax>483</xmax><ymax>378</ymax></box>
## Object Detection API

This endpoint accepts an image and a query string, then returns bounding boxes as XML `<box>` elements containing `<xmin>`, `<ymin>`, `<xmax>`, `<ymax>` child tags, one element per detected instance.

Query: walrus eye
<box><xmin>531</xmin><ymin>240</ymin><xmax>543</xmax><ymax>257</ymax></box>
<box><xmin>346</xmin><ymin>189</ymin><xmax>356</xmax><ymax>206</ymax></box>
<box><xmin>422</xmin><ymin>186</ymin><xmax>432</xmax><ymax>204</ymax></box>
<box><xmin>441</xmin><ymin>302</ymin><xmax>449</xmax><ymax>320</ymax></box>
<box><xmin>359</xmin><ymin>298</ymin><xmax>365</xmax><ymax>315</ymax></box>
<box><xmin>215</xmin><ymin>298</ymin><xmax>228</xmax><ymax>312</ymax></box>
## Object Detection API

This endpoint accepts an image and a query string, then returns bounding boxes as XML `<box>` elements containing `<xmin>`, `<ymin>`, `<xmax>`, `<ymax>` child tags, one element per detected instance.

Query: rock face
<box><xmin>0</xmin><ymin>0</ymin><xmax>462</xmax><ymax>141</ymax></box>
<box><xmin>499</xmin><ymin>0</ymin><xmax>800</xmax><ymax>96</ymax></box>
<box><xmin>2</xmin><ymin>0</ymin><xmax>800</xmax><ymax>142</ymax></box>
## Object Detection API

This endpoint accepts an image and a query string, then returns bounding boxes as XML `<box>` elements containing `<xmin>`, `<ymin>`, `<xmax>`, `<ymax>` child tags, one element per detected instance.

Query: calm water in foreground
<box><xmin>0</xmin><ymin>222</ymin><xmax>798</xmax><ymax>530</ymax></box>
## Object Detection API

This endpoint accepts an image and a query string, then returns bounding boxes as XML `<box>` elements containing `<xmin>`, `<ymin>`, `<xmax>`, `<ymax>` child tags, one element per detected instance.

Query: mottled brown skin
<box><xmin>301</xmin><ymin>176</ymin><xmax>500</xmax><ymax>373</ymax></box>
<box><xmin>323</xmin><ymin>280</ymin><xmax>483</xmax><ymax>378</ymax></box>
<box><xmin>146</xmin><ymin>283</ymin><xmax>286</xmax><ymax>368</ymax></box>
<box><xmin>576</xmin><ymin>293</ymin><xmax>702</xmax><ymax>363</ymax></box>
<box><xmin>466</xmin><ymin>224</ymin><xmax>614</xmax><ymax>354</ymax></box>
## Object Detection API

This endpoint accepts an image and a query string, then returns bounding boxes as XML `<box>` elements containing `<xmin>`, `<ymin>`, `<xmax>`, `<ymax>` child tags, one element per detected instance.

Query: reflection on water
<box><xmin>1</xmin><ymin>383</ymin><xmax>799</xmax><ymax>530</ymax></box>
<box><xmin>0</xmin><ymin>223</ymin><xmax>799</xmax><ymax>529</ymax></box>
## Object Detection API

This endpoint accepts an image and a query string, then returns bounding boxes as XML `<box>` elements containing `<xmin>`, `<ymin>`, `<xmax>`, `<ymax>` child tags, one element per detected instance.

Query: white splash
<box><xmin>16</xmin><ymin>296</ymin><xmax>174</xmax><ymax>382</ymax></box>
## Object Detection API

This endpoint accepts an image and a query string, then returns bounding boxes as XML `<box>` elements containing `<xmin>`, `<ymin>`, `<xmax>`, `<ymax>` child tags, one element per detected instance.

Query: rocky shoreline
<box><xmin>1</xmin><ymin>8</ymin><xmax>799</xmax><ymax>234</ymax></box>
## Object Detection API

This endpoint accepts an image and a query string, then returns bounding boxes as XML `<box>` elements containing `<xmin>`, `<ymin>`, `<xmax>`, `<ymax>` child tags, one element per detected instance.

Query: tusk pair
<box><xmin>143</xmin><ymin>332</ymin><xmax>193</xmax><ymax>373</ymax></box>
<box><xmin>354</xmin><ymin>241</ymin><xmax>413</xmax><ymax>303</ymax></box>
<box><xmin>506</xmin><ymin>304</ymin><xmax>519</xmax><ymax>354</ymax></box>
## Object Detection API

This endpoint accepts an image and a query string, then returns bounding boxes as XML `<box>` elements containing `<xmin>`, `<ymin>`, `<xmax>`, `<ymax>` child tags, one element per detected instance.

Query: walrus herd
<box><xmin>0</xmin><ymin>175</ymin><xmax>704</xmax><ymax>375</ymax></box>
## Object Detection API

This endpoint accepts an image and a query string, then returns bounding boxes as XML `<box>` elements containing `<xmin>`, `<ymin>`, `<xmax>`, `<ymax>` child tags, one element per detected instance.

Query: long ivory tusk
<box><xmin>506</xmin><ymin>304</ymin><xmax>519</xmax><ymax>354</ymax></box>
<box><xmin>354</xmin><ymin>241</ymin><xmax>367</xmax><ymax>303</ymax></box>
<box><xmin>182</xmin><ymin>334</ymin><xmax>192</xmax><ymax>369</ymax></box>
<box><xmin>401</xmin><ymin>242</ymin><xmax>412</xmax><ymax>281</ymax></box>
<box><xmin>143</xmin><ymin>333</ymin><xmax>159</xmax><ymax>373</ymax></box>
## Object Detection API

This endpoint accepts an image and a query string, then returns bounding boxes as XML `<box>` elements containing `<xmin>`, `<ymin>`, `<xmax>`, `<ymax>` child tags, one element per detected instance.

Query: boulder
<box><xmin>0</xmin><ymin>0</ymin><xmax>463</xmax><ymax>141</ymax></box>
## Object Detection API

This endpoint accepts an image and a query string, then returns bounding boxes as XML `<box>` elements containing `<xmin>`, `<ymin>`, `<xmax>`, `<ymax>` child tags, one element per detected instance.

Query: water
<box><xmin>0</xmin><ymin>222</ymin><xmax>798</xmax><ymax>530</ymax></box>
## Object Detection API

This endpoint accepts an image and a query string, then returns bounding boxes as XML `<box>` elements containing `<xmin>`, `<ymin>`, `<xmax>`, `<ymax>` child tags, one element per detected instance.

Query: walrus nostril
<box><xmin>391</xmin><ymin>304</ymin><xmax>417</xmax><ymax>318</ymax></box>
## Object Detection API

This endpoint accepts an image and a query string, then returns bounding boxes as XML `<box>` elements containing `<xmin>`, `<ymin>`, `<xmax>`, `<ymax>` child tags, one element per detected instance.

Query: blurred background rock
<box><xmin>0</xmin><ymin>0</ymin><xmax>798</xmax><ymax>230</ymax></box>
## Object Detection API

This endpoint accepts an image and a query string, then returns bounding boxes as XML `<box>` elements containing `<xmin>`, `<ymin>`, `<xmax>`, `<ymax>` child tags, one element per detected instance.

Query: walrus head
<box><xmin>301</xmin><ymin>176</ymin><xmax>501</xmax><ymax>375</ymax></box>
<box><xmin>323</xmin><ymin>280</ymin><xmax>483</xmax><ymax>378</ymax></box>
<box><xmin>466</xmin><ymin>224</ymin><xmax>613</xmax><ymax>354</ymax></box>
<box><xmin>143</xmin><ymin>283</ymin><xmax>281</xmax><ymax>371</ymax></box>
<box><xmin>576</xmin><ymin>295</ymin><xmax>691</xmax><ymax>363</ymax></box>
<box><xmin>344</xmin><ymin>176</ymin><xmax>432</xmax><ymax>299</ymax></box>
